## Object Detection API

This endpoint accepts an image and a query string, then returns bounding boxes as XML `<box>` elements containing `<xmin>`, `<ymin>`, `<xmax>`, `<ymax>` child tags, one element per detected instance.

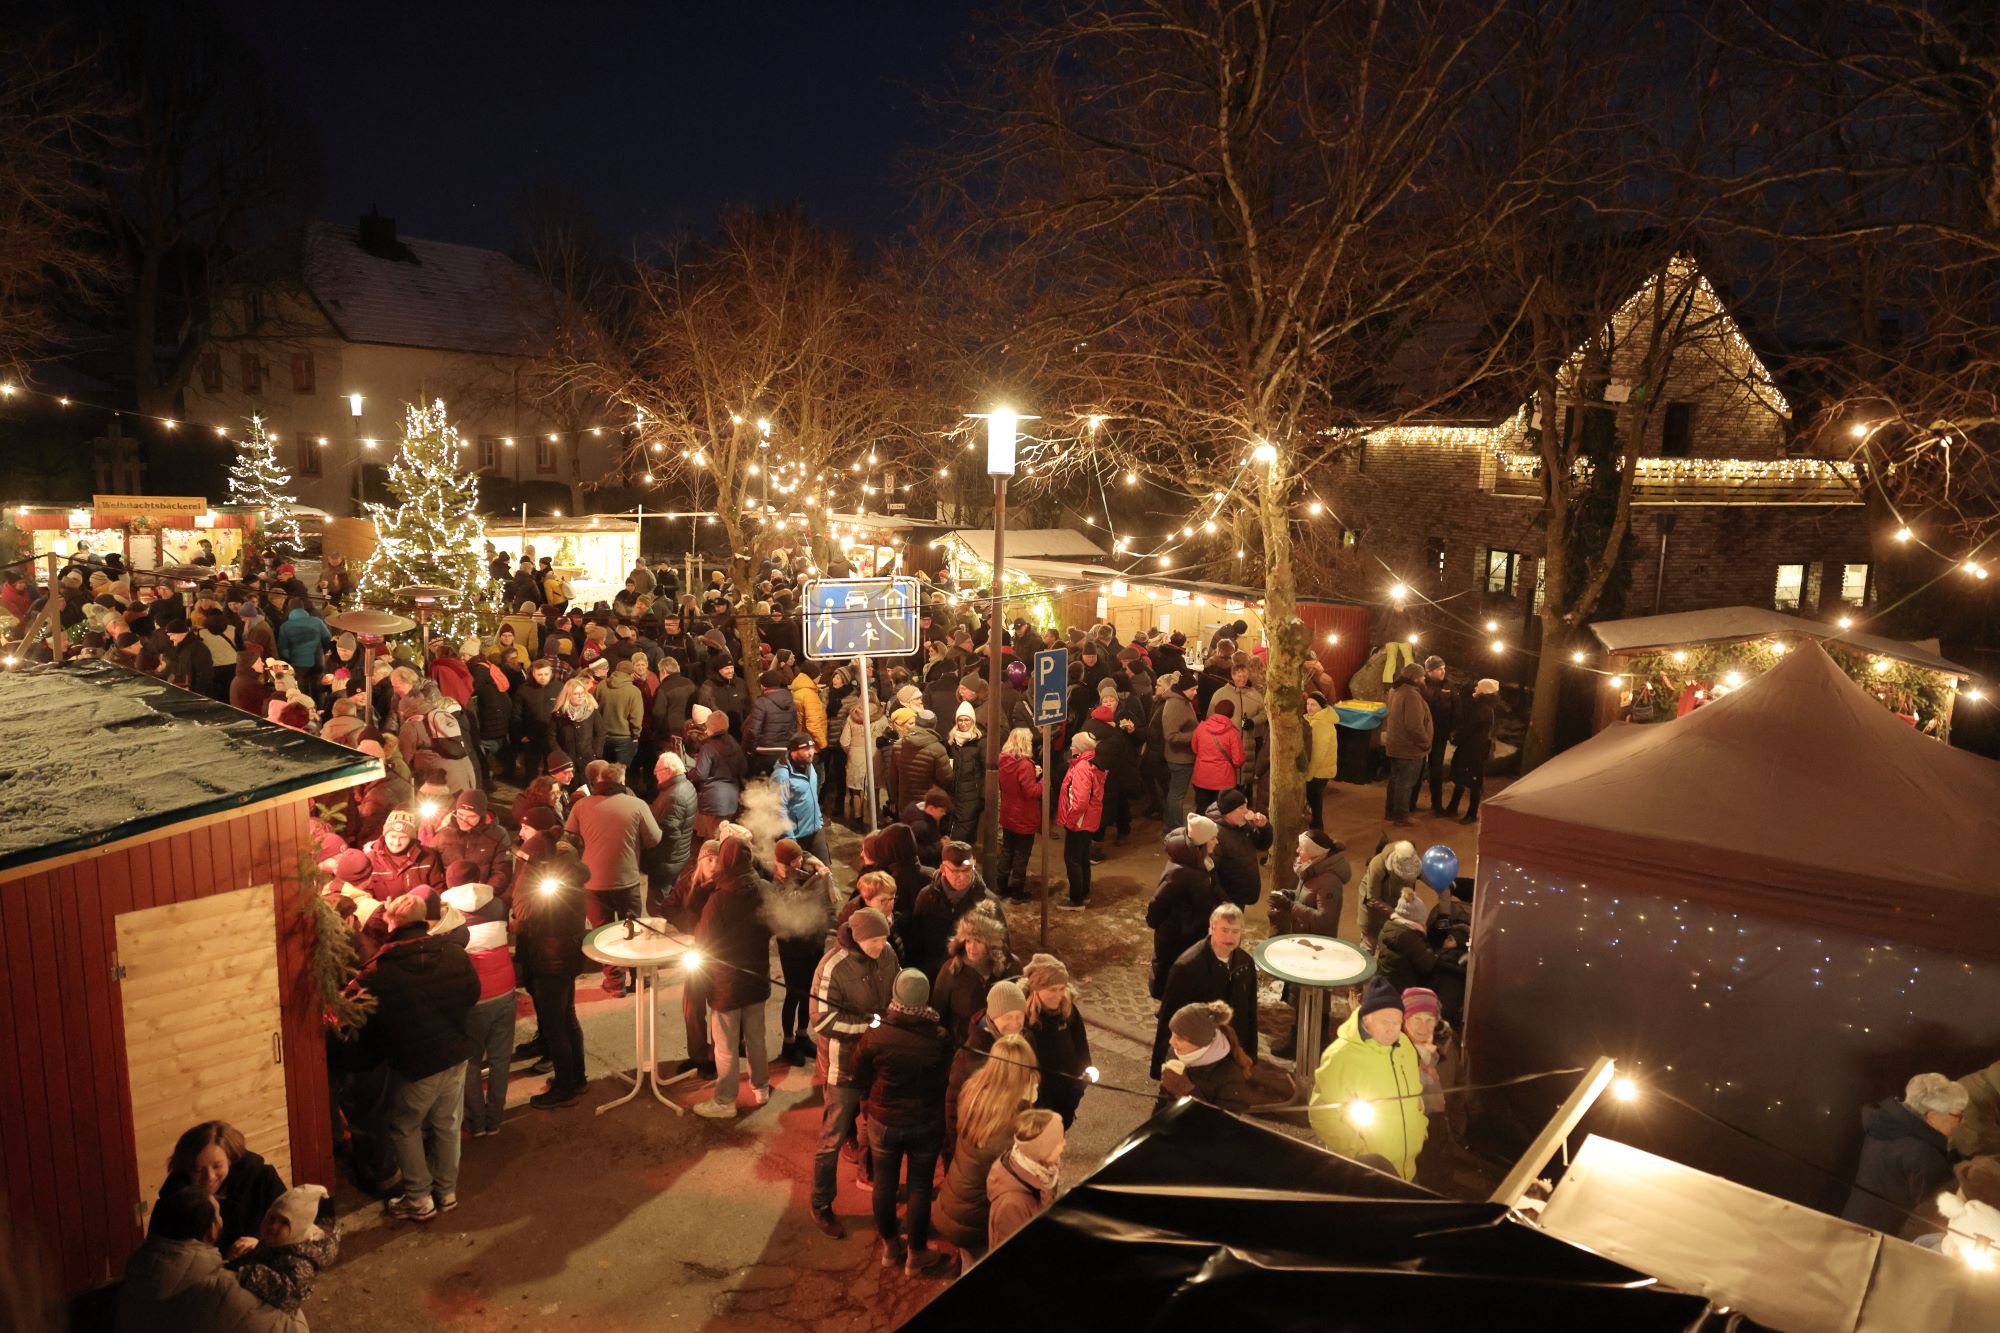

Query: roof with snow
<box><xmin>945</xmin><ymin>528</ymin><xmax>1107</xmax><ymax>563</ymax></box>
<box><xmin>296</xmin><ymin>221</ymin><xmax>557</xmax><ymax>356</ymax></box>
<box><xmin>1587</xmin><ymin>605</ymin><xmax>1971</xmax><ymax>677</ymax></box>
<box><xmin>0</xmin><ymin>661</ymin><xmax>378</xmax><ymax>875</ymax></box>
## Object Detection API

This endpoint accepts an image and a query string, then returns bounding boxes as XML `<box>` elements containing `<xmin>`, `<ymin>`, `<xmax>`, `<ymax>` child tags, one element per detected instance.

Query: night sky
<box><xmin>218</xmin><ymin>0</ymin><xmax>980</xmax><ymax>250</ymax></box>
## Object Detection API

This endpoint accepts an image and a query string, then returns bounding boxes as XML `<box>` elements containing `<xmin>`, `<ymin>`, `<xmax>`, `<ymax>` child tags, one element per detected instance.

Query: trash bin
<box><xmin>1333</xmin><ymin>701</ymin><xmax>1385</xmax><ymax>784</ymax></box>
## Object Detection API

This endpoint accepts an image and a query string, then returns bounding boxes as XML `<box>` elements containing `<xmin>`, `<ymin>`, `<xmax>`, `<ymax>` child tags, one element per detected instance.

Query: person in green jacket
<box><xmin>598</xmin><ymin>658</ymin><xmax>646</xmax><ymax>770</ymax></box>
<box><xmin>1308</xmin><ymin>978</ymin><xmax>1427</xmax><ymax>1179</ymax></box>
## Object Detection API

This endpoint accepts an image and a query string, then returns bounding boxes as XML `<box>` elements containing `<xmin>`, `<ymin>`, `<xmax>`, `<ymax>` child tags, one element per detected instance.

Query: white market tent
<box><xmin>1589</xmin><ymin>605</ymin><xmax>1972</xmax><ymax>677</ymax></box>
<box><xmin>1540</xmin><ymin>1135</ymin><xmax>2000</xmax><ymax>1333</ymax></box>
<box><xmin>1465</xmin><ymin>643</ymin><xmax>2000</xmax><ymax>1210</ymax></box>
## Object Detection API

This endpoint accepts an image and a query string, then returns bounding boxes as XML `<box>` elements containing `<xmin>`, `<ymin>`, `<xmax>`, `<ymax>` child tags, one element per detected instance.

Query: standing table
<box><xmin>1251</xmin><ymin>933</ymin><xmax>1376</xmax><ymax>1101</ymax></box>
<box><xmin>583</xmin><ymin>918</ymin><xmax>699</xmax><ymax>1116</ymax></box>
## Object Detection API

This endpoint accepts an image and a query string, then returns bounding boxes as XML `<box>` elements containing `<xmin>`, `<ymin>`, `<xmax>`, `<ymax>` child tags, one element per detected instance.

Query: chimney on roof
<box><xmin>358</xmin><ymin>211</ymin><xmax>399</xmax><ymax>258</ymax></box>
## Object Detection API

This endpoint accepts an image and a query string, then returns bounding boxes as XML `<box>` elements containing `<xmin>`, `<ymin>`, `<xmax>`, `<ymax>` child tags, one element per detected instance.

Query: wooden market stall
<box><xmin>0</xmin><ymin>661</ymin><xmax>378</xmax><ymax>1293</ymax></box>
<box><xmin>1586</xmin><ymin>605</ymin><xmax>1975</xmax><ymax>740</ymax></box>
<box><xmin>484</xmin><ymin>513</ymin><xmax>639</xmax><ymax>607</ymax></box>
<box><xmin>11</xmin><ymin>497</ymin><xmax>265</xmax><ymax>572</ymax></box>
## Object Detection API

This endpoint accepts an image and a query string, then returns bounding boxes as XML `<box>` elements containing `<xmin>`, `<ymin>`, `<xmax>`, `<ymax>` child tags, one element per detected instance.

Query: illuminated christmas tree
<box><xmin>226</xmin><ymin>414</ymin><xmax>303</xmax><ymax>558</ymax></box>
<box><xmin>359</xmin><ymin>400</ymin><xmax>486</xmax><ymax>638</ymax></box>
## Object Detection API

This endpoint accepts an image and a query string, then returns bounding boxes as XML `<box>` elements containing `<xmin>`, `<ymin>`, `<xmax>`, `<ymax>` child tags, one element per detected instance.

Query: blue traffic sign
<box><xmin>1032</xmin><ymin>648</ymin><xmax>1068</xmax><ymax>725</ymax></box>
<box><xmin>803</xmin><ymin>577</ymin><xmax>922</xmax><ymax>660</ymax></box>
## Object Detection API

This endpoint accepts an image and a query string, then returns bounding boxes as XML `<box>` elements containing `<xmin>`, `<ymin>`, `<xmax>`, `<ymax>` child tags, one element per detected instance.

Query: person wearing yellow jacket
<box><xmin>790</xmin><ymin>663</ymin><xmax>828</xmax><ymax>748</ymax></box>
<box><xmin>1304</xmin><ymin>692</ymin><xmax>1340</xmax><ymax>829</ymax></box>
<box><xmin>1308</xmin><ymin>978</ymin><xmax>1427</xmax><ymax>1179</ymax></box>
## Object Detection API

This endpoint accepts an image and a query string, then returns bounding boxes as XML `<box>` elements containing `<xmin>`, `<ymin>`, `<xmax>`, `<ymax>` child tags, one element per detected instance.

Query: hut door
<box><xmin>115</xmin><ymin>884</ymin><xmax>291</xmax><ymax>1228</ymax></box>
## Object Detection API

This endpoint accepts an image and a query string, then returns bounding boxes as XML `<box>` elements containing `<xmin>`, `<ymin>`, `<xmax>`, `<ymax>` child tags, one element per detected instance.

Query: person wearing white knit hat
<box><xmin>1443</xmin><ymin>677</ymin><xmax>1500</xmax><ymax>825</ymax></box>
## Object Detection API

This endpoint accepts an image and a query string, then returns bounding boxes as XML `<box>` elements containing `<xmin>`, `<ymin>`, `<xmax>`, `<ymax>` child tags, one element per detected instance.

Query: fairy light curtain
<box><xmin>1465</xmin><ymin>643</ymin><xmax>2000</xmax><ymax>1211</ymax></box>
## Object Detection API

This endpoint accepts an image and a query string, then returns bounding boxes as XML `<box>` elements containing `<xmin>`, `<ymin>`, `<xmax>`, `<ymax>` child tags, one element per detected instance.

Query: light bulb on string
<box><xmin>1893</xmin><ymin>526</ymin><xmax>1912</xmax><ymax>543</ymax></box>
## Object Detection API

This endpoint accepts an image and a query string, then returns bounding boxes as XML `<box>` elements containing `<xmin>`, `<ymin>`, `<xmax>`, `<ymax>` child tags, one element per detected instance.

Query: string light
<box><xmin>1570</xmin><ymin>650</ymin><xmax>1585</xmax><ymax>664</ymax></box>
<box><xmin>1612</xmin><ymin>1076</ymin><xmax>1639</xmax><ymax>1102</ymax></box>
<box><xmin>1346</xmin><ymin>1100</ymin><xmax>1376</xmax><ymax>1127</ymax></box>
<box><xmin>1251</xmin><ymin>441</ymin><xmax>1278</xmax><ymax>465</ymax></box>
<box><xmin>1490</xmin><ymin>639</ymin><xmax>1506</xmax><ymax>654</ymax></box>
<box><xmin>1837</xmin><ymin>616</ymin><xmax>1854</xmax><ymax>630</ymax></box>
<box><xmin>1390</xmin><ymin>583</ymin><xmax>1409</xmax><ymax>602</ymax></box>
<box><xmin>1894</xmin><ymin>526</ymin><xmax>1913</xmax><ymax>543</ymax></box>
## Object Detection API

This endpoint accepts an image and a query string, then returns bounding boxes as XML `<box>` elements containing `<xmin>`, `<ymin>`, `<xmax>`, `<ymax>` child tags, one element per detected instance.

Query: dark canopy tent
<box><xmin>1466</xmin><ymin>644</ymin><xmax>2000</xmax><ymax>1211</ymax></box>
<box><xmin>905</xmin><ymin>1100</ymin><xmax>1738</xmax><ymax>1331</ymax></box>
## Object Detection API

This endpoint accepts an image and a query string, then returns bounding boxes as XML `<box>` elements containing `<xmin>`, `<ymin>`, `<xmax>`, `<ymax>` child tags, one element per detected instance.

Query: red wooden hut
<box><xmin>0</xmin><ymin>660</ymin><xmax>377</xmax><ymax>1293</ymax></box>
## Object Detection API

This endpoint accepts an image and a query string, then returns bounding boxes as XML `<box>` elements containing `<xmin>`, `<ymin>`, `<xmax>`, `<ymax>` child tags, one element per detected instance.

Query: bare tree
<box><xmin>556</xmin><ymin>209</ymin><xmax>915</xmax><ymax>644</ymax></box>
<box><xmin>0</xmin><ymin>28</ymin><xmax>112</xmax><ymax>380</ymax></box>
<box><xmin>86</xmin><ymin>0</ymin><xmax>321</xmax><ymax>415</ymax></box>
<box><xmin>928</xmin><ymin>0</ymin><xmax>1529</xmax><ymax>891</ymax></box>
<box><xmin>1707</xmin><ymin>0</ymin><xmax>2000</xmax><ymax>589</ymax></box>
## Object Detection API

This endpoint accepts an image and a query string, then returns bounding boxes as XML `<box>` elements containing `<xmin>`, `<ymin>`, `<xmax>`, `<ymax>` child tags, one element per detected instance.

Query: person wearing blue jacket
<box><xmin>277</xmin><ymin>598</ymin><xmax>332</xmax><ymax>696</ymax></box>
<box><xmin>771</xmin><ymin>731</ymin><xmax>828</xmax><ymax>865</ymax></box>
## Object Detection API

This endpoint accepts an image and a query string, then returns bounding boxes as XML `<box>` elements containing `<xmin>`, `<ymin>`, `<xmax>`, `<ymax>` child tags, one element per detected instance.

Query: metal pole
<box><xmin>1039</xmin><ymin>720</ymin><xmax>1052</xmax><ymax>950</ymax></box>
<box><xmin>857</xmin><ymin>653</ymin><xmax>878</xmax><ymax>835</ymax></box>
<box><xmin>983</xmin><ymin>477</ymin><xmax>1007</xmax><ymax>887</ymax></box>
<box><xmin>1488</xmin><ymin>1056</ymin><xmax>1618</xmax><ymax>1209</ymax></box>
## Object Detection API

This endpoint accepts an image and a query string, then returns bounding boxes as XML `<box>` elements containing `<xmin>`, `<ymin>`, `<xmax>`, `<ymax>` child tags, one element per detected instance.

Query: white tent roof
<box><xmin>948</xmin><ymin>528</ymin><xmax>1106</xmax><ymax>562</ymax></box>
<box><xmin>1541</xmin><ymin>1136</ymin><xmax>2000</xmax><ymax>1333</ymax></box>
<box><xmin>1588</xmin><ymin>605</ymin><xmax>1970</xmax><ymax>677</ymax></box>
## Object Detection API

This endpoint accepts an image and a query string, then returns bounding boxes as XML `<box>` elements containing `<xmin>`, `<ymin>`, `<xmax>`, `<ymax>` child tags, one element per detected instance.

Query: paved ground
<box><xmin>307</xmin><ymin>776</ymin><xmax>1501</xmax><ymax>1331</ymax></box>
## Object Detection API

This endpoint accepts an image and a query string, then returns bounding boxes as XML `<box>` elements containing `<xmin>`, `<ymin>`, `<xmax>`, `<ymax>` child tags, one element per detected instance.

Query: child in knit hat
<box><xmin>230</xmin><ymin>1184</ymin><xmax>339</xmax><ymax>1316</ymax></box>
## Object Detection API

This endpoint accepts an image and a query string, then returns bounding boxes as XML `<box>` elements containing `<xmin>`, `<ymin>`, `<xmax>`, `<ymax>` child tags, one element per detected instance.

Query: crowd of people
<box><xmin>59</xmin><ymin>537</ymin><xmax>1517</xmax><ymax>1307</ymax></box>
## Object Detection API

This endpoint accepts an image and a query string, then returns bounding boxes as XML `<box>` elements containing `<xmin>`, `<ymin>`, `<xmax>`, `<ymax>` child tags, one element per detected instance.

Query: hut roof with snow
<box><xmin>0</xmin><ymin>660</ymin><xmax>377</xmax><ymax>877</ymax></box>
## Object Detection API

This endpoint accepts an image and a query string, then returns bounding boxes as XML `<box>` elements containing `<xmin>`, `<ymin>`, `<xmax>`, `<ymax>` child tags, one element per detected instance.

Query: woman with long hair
<box><xmin>157</xmin><ymin>1120</ymin><xmax>287</xmax><ymax>1258</ymax></box>
<box><xmin>1021</xmin><ymin>954</ymin><xmax>1092</xmax><ymax>1127</ymax></box>
<box><xmin>995</xmin><ymin>727</ymin><xmax>1042</xmax><ymax>901</ymax></box>
<box><xmin>934</xmin><ymin>1033</ymin><xmax>1038</xmax><ymax>1260</ymax></box>
<box><xmin>551</xmin><ymin>674</ymin><xmax>602</xmax><ymax>764</ymax></box>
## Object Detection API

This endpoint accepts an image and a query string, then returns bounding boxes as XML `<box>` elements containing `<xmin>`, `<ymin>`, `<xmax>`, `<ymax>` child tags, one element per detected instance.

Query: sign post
<box><xmin>855</xmin><ymin>654</ymin><xmax>879</xmax><ymax>835</ymax></box>
<box><xmin>1031</xmin><ymin>648</ymin><xmax>1067</xmax><ymax>949</ymax></box>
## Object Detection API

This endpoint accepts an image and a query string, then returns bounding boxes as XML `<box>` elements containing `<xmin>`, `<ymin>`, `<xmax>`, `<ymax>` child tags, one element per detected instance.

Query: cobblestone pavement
<box><xmin>306</xmin><ymin>771</ymin><xmax>1503</xmax><ymax>1330</ymax></box>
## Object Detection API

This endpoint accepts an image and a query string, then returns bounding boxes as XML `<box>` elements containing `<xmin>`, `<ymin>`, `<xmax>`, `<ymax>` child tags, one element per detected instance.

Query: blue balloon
<box><xmin>1419</xmin><ymin>845</ymin><xmax>1459</xmax><ymax>892</ymax></box>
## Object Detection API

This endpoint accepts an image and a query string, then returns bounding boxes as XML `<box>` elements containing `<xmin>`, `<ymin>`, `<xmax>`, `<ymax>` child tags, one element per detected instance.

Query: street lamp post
<box><xmin>348</xmin><ymin>394</ymin><xmax>366</xmax><ymax>513</ymax></box>
<box><xmin>982</xmin><ymin>408</ymin><xmax>1021</xmax><ymax>888</ymax></box>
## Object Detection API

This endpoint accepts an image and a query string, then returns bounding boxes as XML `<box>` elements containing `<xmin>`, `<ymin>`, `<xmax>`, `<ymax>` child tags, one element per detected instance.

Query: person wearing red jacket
<box><xmin>361</xmin><ymin>809</ymin><xmax>446</xmax><ymax>928</ymax></box>
<box><xmin>995</xmin><ymin>727</ymin><xmax>1043</xmax><ymax>902</ymax></box>
<box><xmin>1190</xmin><ymin>698</ymin><xmax>1245</xmax><ymax>813</ymax></box>
<box><xmin>425</xmin><ymin>641</ymin><xmax>476</xmax><ymax>709</ymax></box>
<box><xmin>1056</xmin><ymin>732</ymin><xmax>1106</xmax><ymax>910</ymax></box>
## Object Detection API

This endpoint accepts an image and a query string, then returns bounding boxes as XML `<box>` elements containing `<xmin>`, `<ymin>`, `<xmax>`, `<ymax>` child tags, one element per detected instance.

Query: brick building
<box><xmin>1312</xmin><ymin>256</ymin><xmax>1873</xmax><ymax>666</ymax></box>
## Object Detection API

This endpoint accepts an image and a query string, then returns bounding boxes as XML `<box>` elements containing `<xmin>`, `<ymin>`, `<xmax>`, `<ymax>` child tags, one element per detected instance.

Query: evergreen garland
<box><xmin>358</xmin><ymin>400</ymin><xmax>489</xmax><ymax>641</ymax></box>
<box><xmin>226</xmin><ymin>415</ymin><xmax>304</xmax><ymax>558</ymax></box>
<box><xmin>1618</xmin><ymin>639</ymin><xmax>1958</xmax><ymax>739</ymax></box>
<box><xmin>291</xmin><ymin>851</ymin><xmax>376</xmax><ymax>1035</ymax></box>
